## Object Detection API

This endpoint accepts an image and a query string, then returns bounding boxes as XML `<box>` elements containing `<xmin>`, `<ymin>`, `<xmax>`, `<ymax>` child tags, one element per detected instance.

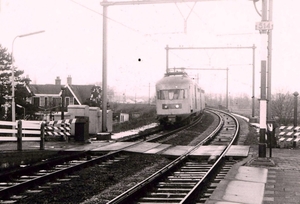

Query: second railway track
<box><xmin>107</xmin><ymin>109</ymin><xmax>240</xmax><ymax>204</ymax></box>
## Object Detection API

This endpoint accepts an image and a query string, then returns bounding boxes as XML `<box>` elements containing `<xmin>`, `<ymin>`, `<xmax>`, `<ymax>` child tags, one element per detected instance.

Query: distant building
<box><xmin>26</xmin><ymin>76</ymin><xmax>101</xmax><ymax>120</ymax></box>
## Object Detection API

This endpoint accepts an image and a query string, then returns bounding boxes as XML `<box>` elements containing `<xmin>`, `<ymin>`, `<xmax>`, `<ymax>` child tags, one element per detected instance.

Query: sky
<box><xmin>0</xmin><ymin>0</ymin><xmax>299</xmax><ymax>99</ymax></box>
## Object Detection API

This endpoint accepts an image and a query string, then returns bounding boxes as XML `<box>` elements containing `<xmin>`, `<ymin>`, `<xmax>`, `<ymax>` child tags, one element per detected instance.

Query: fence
<box><xmin>0</xmin><ymin>120</ymin><xmax>45</xmax><ymax>151</ymax></box>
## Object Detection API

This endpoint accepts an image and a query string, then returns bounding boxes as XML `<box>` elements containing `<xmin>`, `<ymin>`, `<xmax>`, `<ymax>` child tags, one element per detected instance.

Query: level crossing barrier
<box><xmin>44</xmin><ymin>119</ymin><xmax>76</xmax><ymax>141</ymax></box>
<box><xmin>0</xmin><ymin>120</ymin><xmax>45</xmax><ymax>151</ymax></box>
<box><xmin>277</xmin><ymin>125</ymin><xmax>300</xmax><ymax>148</ymax></box>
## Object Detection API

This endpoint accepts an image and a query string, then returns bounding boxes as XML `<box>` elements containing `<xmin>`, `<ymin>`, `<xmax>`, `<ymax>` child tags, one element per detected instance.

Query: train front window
<box><xmin>158</xmin><ymin>89</ymin><xmax>185</xmax><ymax>100</ymax></box>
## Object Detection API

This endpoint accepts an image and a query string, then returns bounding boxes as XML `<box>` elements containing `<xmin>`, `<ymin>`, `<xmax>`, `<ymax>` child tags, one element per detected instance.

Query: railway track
<box><xmin>0</xmin><ymin>114</ymin><xmax>204</xmax><ymax>203</ymax></box>
<box><xmin>0</xmin><ymin>110</ymin><xmax>238</xmax><ymax>203</ymax></box>
<box><xmin>107</xmin><ymin>109</ymin><xmax>240</xmax><ymax>204</ymax></box>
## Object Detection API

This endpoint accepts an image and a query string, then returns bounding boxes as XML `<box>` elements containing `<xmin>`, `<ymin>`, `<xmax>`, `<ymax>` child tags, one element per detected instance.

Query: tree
<box><xmin>271</xmin><ymin>92</ymin><xmax>294</xmax><ymax>125</ymax></box>
<box><xmin>0</xmin><ymin>44</ymin><xmax>31</xmax><ymax>120</ymax></box>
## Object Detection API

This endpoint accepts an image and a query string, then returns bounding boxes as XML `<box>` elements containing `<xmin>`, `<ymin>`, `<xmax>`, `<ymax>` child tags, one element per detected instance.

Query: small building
<box><xmin>113</xmin><ymin>112</ymin><xmax>129</xmax><ymax>123</ymax></box>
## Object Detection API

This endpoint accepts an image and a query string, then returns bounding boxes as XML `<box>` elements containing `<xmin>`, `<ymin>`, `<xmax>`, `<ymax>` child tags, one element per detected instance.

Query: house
<box><xmin>26</xmin><ymin>76</ymin><xmax>100</xmax><ymax>120</ymax></box>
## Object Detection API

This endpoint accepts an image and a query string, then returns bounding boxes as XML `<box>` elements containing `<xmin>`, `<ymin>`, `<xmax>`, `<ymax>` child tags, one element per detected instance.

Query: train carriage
<box><xmin>156</xmin><ymin>70</ymin><xmax>205</xmax><ymax>125</ymax></box>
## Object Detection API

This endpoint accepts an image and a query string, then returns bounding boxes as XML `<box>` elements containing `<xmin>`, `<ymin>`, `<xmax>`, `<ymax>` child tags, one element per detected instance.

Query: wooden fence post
<box><xmin>17</xmin><ymin>120</ymin><xmax>22</xmax><ymax>151</ymax></box>
<box><xmin>40</xmin><ymin>122</ymin><xmax>45</xmax><ymax>150</ymax></box>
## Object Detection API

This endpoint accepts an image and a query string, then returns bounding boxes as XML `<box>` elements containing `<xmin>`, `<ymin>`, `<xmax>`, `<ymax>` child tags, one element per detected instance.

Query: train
<box><xmin>155</xmin><ymin>69</ymin><xmax>205</xmax><ymax>126</ymax></box>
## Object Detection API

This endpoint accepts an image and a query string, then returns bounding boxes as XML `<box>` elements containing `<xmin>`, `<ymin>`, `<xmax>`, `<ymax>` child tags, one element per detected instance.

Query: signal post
<box><xmin>256</xmin><ymin>0</ymin><xmax>273</xmax><ymax>157</ymax></box>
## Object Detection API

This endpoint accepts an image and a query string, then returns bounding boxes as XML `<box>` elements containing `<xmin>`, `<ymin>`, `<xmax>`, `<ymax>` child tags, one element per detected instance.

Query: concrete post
<box><xmin>294</xmin><ymin>92</ymin><xmax>299</xmax><ymax>127</ymax></box>
<box><xmin>17</xmin><ymin>120</ymin><xmax>22</xmax><ymax>151</ymax></box>
<box><xmin>40</xmin><ymin>122</ymin><xmax>45</xmax><ymax>150</ymax></box>
<box><xmin>61</xmin><ymin>87</ymin><xmax>65</xmax><ymax>120</ymax></box>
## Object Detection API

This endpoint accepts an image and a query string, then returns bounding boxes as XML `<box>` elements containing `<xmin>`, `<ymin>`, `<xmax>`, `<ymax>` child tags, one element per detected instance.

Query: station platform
<box><xmin>206</xmin><ymin>145</ymin><xmax>300</xmax><ymax>204</ymax></box>
<box><xmin>206</xmin><ymin>165</ymin><xmax>268</xmax><ymax>204</ymax></box>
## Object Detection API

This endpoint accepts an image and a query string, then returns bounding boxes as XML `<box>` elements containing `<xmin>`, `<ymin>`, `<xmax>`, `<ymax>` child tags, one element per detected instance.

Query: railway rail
<box><xmin>107</xmin><ymin>109</ymin><xmax>240</xmax><ymax>204</ymax></box>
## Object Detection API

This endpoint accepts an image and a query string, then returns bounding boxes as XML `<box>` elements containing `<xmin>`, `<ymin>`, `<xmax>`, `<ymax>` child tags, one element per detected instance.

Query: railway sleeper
<box><xmin>25</xmin><ymin>189</ymin><xmax>43</xmax><ymax>194</ymax></box>
<box><xmin>38</xmin><ymin>185</ymin><xmax>52</xmax><ymax>189</ymax></box>
<box><xmin>208</xmin><ymin>183</ymin><xmax>218</xmax><ymax>188</ymax></box>
<box><xmin>157</xmin><ymin>183</ymin><xmax>196</xmax><ymax>188</ymax></box>
<box><xmin>156</xmin><ymin>188</ymin><xmax>192</xmax><ymax>192</ymax></box>
<box><xmin>10</xmin><ymin>194</ymin><xmax>27</xmax><ymax>200</ymax></box>
<box><xmin>183</xmin><ymin>163</ymin><xmax>211</xmax><ymax>166</ymax></box>
<box><xmin>173</xmin><ymin>171</ymin><xmax>207</xmax><ymax>175</ymax></box>
<box><xmin>179</xmin><ymin>169</ymin><xmax>210</xmax><ymax>173</ymax></box>
<box><xmin>34</xmin><ymin>172</ymin><xmax>48</xmax><ymax>176</ymax></box>
<box><xmin>180</xmin><ymin>166</ymin><xmax>211</xmax><ymax>170</ymax></box>
<box><xmin>180</xmin><ymin>168</ymin><xmax>211</xmax><ymax>171</ymax></box>
<box><xmin>138</xmin><ymin>196</ymin><xmax>184</xmax><ymax>203</ymax></box>
<box><xmin>171</xmin><ymin>174</ymin><xmax>205</xmax><ymax>178</ymax></box>
<box><xmin>0</xmin><ymin>183</ymin><xmax>19</xmax><ymax>187</ymax></box>
<box><xmin>167</xmin><ymin>178</ymin><xmax>201</xmax><ymax>182</ymax></box>
<box><xmin>69</xmin><ymin>160</ymin><xmax>87</xmax><ymax>164</ymax></box>
<box><xmin>149</xmin><ymin>192</ymin><xmax>187</xmax><ymax>198</ymax></box>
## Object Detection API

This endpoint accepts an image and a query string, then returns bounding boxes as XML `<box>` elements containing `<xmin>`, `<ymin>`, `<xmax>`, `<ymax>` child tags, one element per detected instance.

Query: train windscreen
<box><xmin>157</xmin><ymin>89</ymin><xmax>185</xmax><ymax>100</ymax></box>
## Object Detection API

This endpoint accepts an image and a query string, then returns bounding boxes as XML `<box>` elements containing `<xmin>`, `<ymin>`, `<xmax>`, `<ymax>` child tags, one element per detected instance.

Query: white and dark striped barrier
<box><xmin>277</xmin><ymin>125</ymin><xmax>300</xmax><ymax>148</ymax></box>
<box><xmin>0</xmin><ymin>120</ymin><xmax>45</xmax><ymax>151</ymax></box>
<box><xmin>44</xmin><ymin>119</ymin><xmax>76</xmax><ymax>141</ymax></box>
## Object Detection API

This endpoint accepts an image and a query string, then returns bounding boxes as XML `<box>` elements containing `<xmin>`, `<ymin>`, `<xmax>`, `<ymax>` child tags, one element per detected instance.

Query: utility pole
<box><xmin>101</xmin><ymin>0</ymin><xmax>108</xmax><ymax>133</ymax></box>
<box><xmin>267</xmin><ymin>0</ymin><xmax>273</xmax><ymax>120</ymax></box>
<box><xmin>61</xmin><ymin>87</ymin><xmax>65</xmax><ymax>120</ymax></box>
<box><xmin>252</xmin><ymin>44</ymin><xmax>256</xmax><ymax>118</ymax></box>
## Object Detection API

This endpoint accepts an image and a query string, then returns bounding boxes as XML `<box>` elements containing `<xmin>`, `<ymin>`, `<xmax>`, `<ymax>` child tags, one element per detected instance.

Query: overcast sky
<box><xmin>0</xmin><ymin>0</ymin><xmax>299</xmax><ymax>98</ymax></box>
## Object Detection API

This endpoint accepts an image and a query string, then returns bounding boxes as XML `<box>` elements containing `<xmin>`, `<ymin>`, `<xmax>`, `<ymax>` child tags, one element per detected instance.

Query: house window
<box><xmin>33</xmin><ymin>97</ymin><xmax>40</xmax><ymax>107</ymax></box>
<box><xmin>65</xmin><ymin>97</ymin><xmax>70</xmax><ymax>107</ymax></box>
<box><xmin>45</xmin><ymin>97</ymin><xmax>48</xmax><ymax>108</ymax></box>
<box><xmin>48</xmin><ymin>96</ymin><xmax>53</xmax><ymax>107</ymax></box>
<box><xmin>70</xmin><ymin>97</ymin><xmax>74</xmax><ymax>105</ymax></box>
<box><xmin>40</xmin><ymin>96</ymin><xmax>45</xmax><ymax>107</ymax></box>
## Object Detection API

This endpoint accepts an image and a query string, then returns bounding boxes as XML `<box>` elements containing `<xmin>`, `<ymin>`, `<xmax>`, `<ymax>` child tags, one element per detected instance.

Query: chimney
<box><xmin>55</xmin><ymin>76</ymin><xmax>61</xmax><ymax>85</ymax></box>
<box><xmin>67</xmin><ymin>75</ymin><xmax>72</xmax><ymax>85</ymax></box>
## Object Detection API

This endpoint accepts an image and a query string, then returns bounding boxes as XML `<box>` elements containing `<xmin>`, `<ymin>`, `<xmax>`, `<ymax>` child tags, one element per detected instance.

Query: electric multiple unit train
<box><xmin>155</xmin><ymin>70</ymin><xmax>205</xmax><ymax>126</ymax></box>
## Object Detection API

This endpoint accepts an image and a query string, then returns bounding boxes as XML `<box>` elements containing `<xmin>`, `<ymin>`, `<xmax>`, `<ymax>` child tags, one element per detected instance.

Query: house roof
<box><xmin>67</xmin><ymin>85</ymin><xmax>95</xmax><ymax>104</ymax></box>
<box><xmin>28</xmin><ymin>84</ymin><xmax>63</xmax><ymax>95</ymax></box>
<box><xmin>28</xmin><ymin>84</ymin><xmax>97</xmax><ymax>105</ymax></box>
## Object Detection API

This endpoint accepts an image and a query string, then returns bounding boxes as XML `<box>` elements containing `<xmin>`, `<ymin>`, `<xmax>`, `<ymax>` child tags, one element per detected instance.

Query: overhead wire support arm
<box><xmin>167</xmin><ymin>46</ymin><xmax>254</xmax><ymax>50</ymax></box>
<box><xmin>101</xmin><ymin>0</ymin><xmax>218</xmax><ymax>6</ymax></box>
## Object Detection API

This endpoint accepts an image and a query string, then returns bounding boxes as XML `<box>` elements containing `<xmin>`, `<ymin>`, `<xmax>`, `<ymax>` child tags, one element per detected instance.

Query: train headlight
<box><xmin>162</xmin><ymin>104</ymin><xmax>181</xmax><ymax>109</ymax></box>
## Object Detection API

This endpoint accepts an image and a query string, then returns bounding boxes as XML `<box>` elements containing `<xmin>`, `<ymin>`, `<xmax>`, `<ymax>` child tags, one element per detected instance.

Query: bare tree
<box><xmin>271</xmin><ymin>92</ymin><xmax>294</xmax><ymax>125</ymax></box>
